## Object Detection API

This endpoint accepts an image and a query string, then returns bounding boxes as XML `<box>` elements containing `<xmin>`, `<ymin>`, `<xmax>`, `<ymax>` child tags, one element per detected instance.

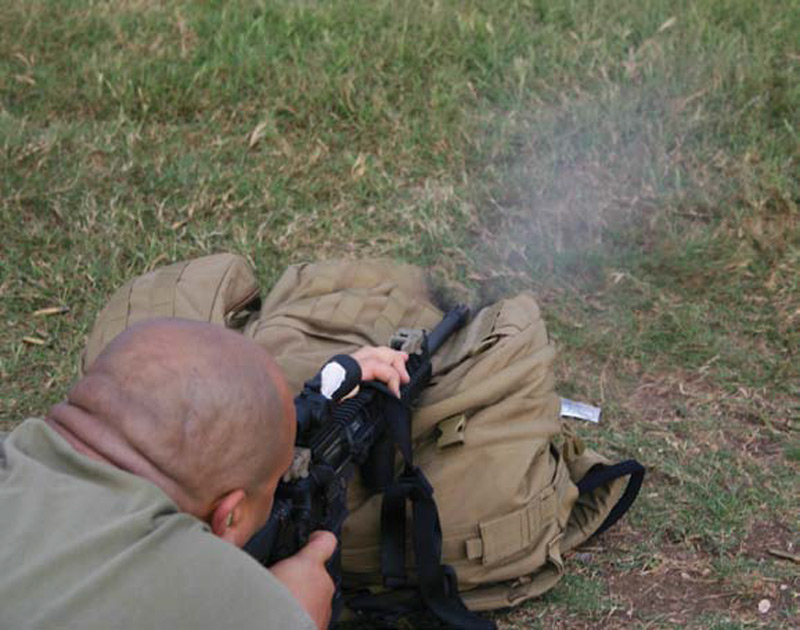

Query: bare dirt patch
<box><xmin>597</xmin><ymin>523</ymin><xmax>800</xmax><ymax>628</ymax></box>
<box><xmin>607</xmin><ymin>555</ymin><xmax>740</xmax><ymax>624</ymax></box>
<box><xmin>722</xmin><ymin>429</ymin><xmax>788</xmax><ymax>471</ymax></box>
<box><xmin>571</xmin><ymin>525</ymin><xmax>736</xmax><ymax>626</ymax></box>
<box><xmin>741</xmin><ymin>519</ymin><xmax>799</xmax><ymax>562</ymax></box>
<box><xmin>625</xmin><ymin>376</ymin><xmax>685</xmax><ymax>425</ymax></box>
<box><xmin>624</xmin><ymin>371</ymin><xmax>728</xmax><ymax>425</ymax></box>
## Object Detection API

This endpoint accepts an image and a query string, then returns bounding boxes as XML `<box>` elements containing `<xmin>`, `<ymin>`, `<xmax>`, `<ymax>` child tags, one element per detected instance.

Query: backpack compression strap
<box><xmin>349</xmin><ymin>384</ymin><xmax>496</xmax><ymax>630</ymax></box>
<box><xmin>577</xmin><ymin>459</ymin><xmax>645</xmax><ymax>536</ymax></box>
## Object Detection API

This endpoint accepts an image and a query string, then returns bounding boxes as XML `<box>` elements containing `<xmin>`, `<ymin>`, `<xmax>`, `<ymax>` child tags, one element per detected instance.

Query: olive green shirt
<box><xmin>0</xmin><ymin>418</ymin><xmax>315</xmax><ymax>630</ymax></box>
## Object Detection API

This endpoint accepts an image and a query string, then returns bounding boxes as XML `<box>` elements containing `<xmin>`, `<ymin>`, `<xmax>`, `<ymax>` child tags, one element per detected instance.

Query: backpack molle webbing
<box><xmin>81</xmin><ymin>254</ymin><xmax>260</xmax><ymax>374</ymax></box>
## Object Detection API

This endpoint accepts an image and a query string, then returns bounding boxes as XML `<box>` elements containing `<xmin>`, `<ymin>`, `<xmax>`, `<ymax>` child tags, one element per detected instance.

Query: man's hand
<box><xmin>350</xmin><ymin>346</ymin><xmax>410</xmax><ymax>397</ymax></box>
<box><xmin>270</xmin><ymin>530</ymin><xmax>337</xmax><ymax>630</ymax></box>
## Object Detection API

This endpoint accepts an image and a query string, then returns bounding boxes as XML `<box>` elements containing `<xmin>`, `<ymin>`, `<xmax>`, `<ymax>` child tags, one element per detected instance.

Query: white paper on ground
<box><xmin>560</xmin><ymin>398</ymin><xmax>602</xmax><ymax>423</ymax></box>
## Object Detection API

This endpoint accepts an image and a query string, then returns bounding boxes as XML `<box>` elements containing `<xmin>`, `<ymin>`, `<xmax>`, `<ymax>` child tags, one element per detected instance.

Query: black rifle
<box><xmin>243</xmin><ymin>306</ymin><xmax>471</xmax><ymax>622</ymax></box>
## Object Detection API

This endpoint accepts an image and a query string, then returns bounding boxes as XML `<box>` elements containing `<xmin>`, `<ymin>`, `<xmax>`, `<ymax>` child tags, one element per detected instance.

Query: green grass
<box><xmin>2</xmin><ymin>0</ymin><xmax>798</xmax><ymax>627</ymax></box>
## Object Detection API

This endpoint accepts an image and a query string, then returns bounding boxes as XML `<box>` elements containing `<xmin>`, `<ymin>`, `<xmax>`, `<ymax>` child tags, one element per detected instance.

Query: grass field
<box><xmin>1</xmin><ymin>1</ymin><xmax>798</xmax><ymax>628</ymax></box>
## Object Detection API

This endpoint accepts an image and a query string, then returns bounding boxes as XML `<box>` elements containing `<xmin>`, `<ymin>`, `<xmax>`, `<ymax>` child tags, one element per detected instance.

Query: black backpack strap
<box><xmin>577</xmin><ymin>459</ymin><xmax>645</xmax><ymax>536</ymax></box>
<box><xmin>380</xmin><ymin>467</ymin><xmax>409</xmax><ymax>587</ymax></box>
<box><xmin>406</xmin><ymin>468</ymin><xmax>492</xmax><ymax>630</ymax></box>
<box><xmin>352</xmin><ymin>385</ymin><xmax>495</xmax><ymax>630</ymax></box>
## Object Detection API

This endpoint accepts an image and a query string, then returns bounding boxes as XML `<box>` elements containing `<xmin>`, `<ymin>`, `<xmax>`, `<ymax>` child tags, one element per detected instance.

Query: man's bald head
<box><xmin>47</xmin><ymin>319</ymin><xmax>295</xmax><ymax>517</ymax></box>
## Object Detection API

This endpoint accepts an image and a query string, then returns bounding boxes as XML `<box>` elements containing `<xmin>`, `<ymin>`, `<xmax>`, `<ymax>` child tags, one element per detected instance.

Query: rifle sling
<box><xmin>353</xmin><ymin>384</ymin><xmax>496</xmax><ymax>630</ymax></box>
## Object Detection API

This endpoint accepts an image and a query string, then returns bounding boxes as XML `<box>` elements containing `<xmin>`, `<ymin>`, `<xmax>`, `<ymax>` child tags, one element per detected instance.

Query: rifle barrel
<box><xmin>426</xmin><ymin>305</ymin><xmax>470</xmax><ymax>355</ymax></box>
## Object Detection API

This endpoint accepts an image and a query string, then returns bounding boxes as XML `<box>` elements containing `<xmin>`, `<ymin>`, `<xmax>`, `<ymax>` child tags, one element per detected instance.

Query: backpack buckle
<box><xmin>397</xmin><ymin>466</ymin><xmax>434</xmax><ymax>498</ymax></box>
<box><xmin>436</xmin><ymin>414</ymin><xmax>466</xmax><ymax>448</ymax></box>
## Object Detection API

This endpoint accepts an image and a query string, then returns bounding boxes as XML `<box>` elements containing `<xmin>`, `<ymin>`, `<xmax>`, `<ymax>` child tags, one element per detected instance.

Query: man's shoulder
<box><xmin>119</xmin><ymin>526</ymin><xmax>317</xmax><ymax>629</ymax></box>
<box><xmin>0</xmin><ymin>480</ymin><xmax>314</xmax><ymax>630</ymax></box>
<box><xmin>1</xmin><ymin>417</ymin><xmax>38</xmax><ymax>438</ymax></box>
<box><xmin>0</xmin><ymin>426</ymin><xmax>8</xmax><ymax>466</ymax></box>
<box><xmin>2</xmin><ymin>417</ymin><xmax>55</xmax><ymax>449</ymax></box>
<box><xmin>0</xmin><ymin>418</ymin><xmax>43</xmax><ymax>467</ymax></box>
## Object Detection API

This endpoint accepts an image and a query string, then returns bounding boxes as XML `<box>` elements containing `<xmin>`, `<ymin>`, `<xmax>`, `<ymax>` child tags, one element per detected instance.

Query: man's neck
<box><xmin>45</xmin><ymin>400</ymin><xmax>205</xmax><ymax>519</ymax></box>
<box><xmin>45</xmin><ymin>403</ymin><xmax>113</xmax><ymax>465</ymax></box>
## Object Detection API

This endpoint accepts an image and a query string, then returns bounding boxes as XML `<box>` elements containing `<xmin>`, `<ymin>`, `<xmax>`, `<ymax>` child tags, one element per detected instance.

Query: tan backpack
<box><xmin>81</xmin><ymin>253</ymin><xmax>644</xmax><ymax>614</ymax></box>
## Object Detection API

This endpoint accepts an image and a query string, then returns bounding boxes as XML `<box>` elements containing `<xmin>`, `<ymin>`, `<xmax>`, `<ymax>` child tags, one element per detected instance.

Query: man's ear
<box><xmin>209</xmin><ymin>489</ymin><xmax>247</xmax><ymax>544</ymax></box>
